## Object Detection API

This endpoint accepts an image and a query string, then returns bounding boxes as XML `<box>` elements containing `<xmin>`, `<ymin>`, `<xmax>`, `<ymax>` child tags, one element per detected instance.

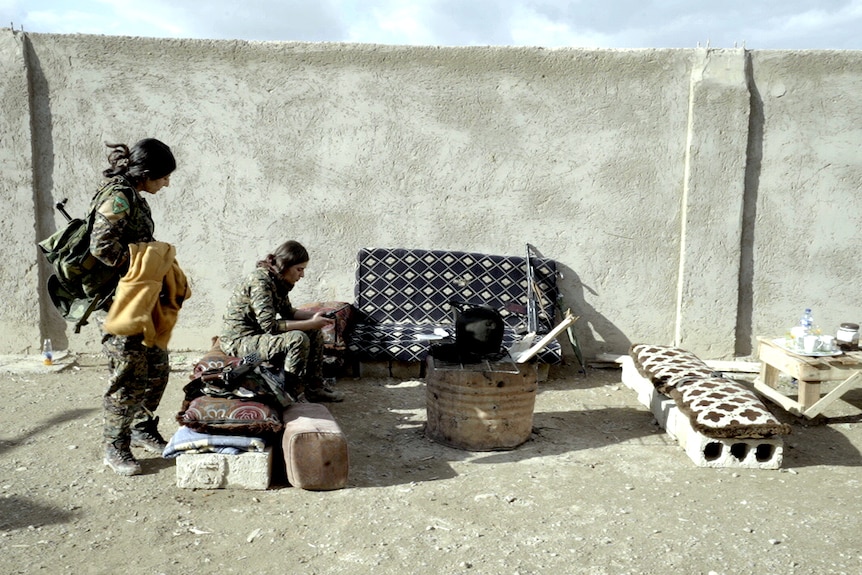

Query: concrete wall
<box><xmin>3</xmin><ymin>29</ymin><xmax>861</xmax><ymax>362</ymax></box>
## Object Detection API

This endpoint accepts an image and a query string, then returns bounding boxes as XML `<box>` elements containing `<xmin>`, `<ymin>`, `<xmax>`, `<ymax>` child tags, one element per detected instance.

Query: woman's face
<box><xmin>281</xmin><ymin>262</ymin><xmax>307</xmax><ymax>285</ymax></box>
<box><xmin>140</xmin><ymin>174</ymin><xmax>171</xmax><ymax>194</ymax></box>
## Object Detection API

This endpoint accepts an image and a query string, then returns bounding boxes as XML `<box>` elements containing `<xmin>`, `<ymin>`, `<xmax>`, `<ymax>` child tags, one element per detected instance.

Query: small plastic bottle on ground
<box><xmin>42</xmin><ymin>339</ymin><xmax>53</xmax><ymax>366</ymax></box>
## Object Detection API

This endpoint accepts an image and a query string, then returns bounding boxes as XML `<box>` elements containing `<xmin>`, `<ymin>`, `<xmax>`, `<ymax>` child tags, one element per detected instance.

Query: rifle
<box><xmin>525</xmin><ymin>243</ymin><xmax>539</xmax><ymax>334</ymax></box>
<box><xmin>525</xmin><ymin>243</ymin><xmax>586</xmax><ymax>374</ymax></box>
<box><xmin>55</xmin><ymin>198</ymin><xmax>73</xmax><ymax>222</ymax></box>
<box><xmin>556</xmin><ymin>293</ymin><xmax>585</xmax><ymax>374</ymax></box>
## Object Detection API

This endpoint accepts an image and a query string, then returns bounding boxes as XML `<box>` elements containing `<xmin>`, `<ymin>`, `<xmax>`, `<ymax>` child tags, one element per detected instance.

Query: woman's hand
<box><xmin>276</xmin><ymin>310</ymin><xmax>334</xmax><ymax>333</ymax></box>
<box><xmin>281</xmin><ymin>308</ymin><xmax>336</xmax><ymax>332</ymax></box>
<box><xmin>308</xmin><ymin>311</ymin><xmax>336</xmax><ymax>330</ymax></box>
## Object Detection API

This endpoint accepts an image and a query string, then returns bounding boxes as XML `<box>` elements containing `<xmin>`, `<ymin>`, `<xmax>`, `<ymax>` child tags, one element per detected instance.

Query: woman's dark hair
<box><xmin>103</xmin><ymin>138</ymin><xmax>176</xmax><ymax>185</ymax></box>
<box><xmin>259</xmin><ymin>240</ymin><xmax>310</xmax><ymax>275</ymax></box>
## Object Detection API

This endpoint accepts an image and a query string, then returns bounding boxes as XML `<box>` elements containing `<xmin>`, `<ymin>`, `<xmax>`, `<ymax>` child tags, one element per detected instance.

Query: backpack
<box><xmin>37</xmin><ymin>183</ymin><xmax>133</xmax><ymax>333</ymax></box>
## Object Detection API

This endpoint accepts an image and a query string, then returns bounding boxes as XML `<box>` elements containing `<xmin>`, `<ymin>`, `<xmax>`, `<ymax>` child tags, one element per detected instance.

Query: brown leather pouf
<box><xmin>281</xmin><ymin>402</ymin><xmax>349</xmax><ymax>490</ymax></box>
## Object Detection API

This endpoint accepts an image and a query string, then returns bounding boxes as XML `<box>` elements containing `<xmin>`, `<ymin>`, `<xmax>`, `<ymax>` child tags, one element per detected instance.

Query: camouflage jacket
<box><xmin>89</xmin><ymin>176</ymin><xmax>155</xmax><ymax>269</ymax></box>
<box><xmin>220</xmin><ymin>267</ymin><xmax>295</xmax><ymax>346</ymax></box>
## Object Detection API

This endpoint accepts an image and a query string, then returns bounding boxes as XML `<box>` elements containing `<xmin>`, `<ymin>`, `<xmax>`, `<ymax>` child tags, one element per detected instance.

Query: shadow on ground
<box><xmin>0</xmin><ymin>407</ymin><xmax>98</xmax><ymax>457</ymax></box>
<box><xmin>323</xmin><ymin>370</ymin><xmax>666</xmax><ymax>489</ymax></box>
<box><xmin>0</xmin><ymin>496</ymin><xmax>79</xmax><ymax>531</ymax></box>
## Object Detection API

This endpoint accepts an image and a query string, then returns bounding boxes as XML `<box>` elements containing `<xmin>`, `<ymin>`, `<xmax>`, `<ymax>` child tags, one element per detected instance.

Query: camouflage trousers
<box><xmin>102</xmin><ymin>333</ymin><xmax>170</xmax><ymax>445</ymax></box>
<box><xmin>221</xmin><ymin>329</ymin><xmax>325</xmax><ymax>390</ymax></box>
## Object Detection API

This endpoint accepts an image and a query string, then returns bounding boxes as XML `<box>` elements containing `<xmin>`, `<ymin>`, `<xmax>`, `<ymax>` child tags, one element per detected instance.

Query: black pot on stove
<box><xmin>454</xmin><ymin>304</ymin><xmax>504</xmax><ymax>358</ymax></box>
<box><xmin>431</xmin><ymin>302</ymin><xmax>505</xmax><ymax>363</ymax></box>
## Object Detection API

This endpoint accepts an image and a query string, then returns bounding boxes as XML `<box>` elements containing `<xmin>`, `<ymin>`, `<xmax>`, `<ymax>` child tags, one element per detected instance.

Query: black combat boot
<box><xmin>104</xmin><ymin>438</ymin><xmax>142</xmax><ymax>476</ymax></box>
<box><xmin>304</xmin><ymin>378</ymin><xmax>345</xmax><ymax>403</ymax></box>
<box><xmin>131</xmin><ymin>416</ymin><xmax>168</xmax><ymax>454</ymax></box>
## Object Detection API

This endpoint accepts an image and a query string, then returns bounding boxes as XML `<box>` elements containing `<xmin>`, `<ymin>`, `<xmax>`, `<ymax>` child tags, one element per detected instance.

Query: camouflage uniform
<box><xmin>220</xmin><ymin>267</ymin><xmax>326</xmax><ymax>395</ymax></box>
<box><xmin>90</xmin><ymin>177</ymin><xmax>168</xmax><ymax>454</ymax></box>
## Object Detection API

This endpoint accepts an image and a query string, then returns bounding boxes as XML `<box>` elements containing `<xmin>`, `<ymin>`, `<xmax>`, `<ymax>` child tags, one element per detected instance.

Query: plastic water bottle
<box><xmin>42</xmin><ymin>339</ymin><xmax>53</xmax><ymax>366</ymax></box>
<box><xmin>800</xmin><ymin>308</ymin><xmax>814</xmax><ymax>335</ymax></box>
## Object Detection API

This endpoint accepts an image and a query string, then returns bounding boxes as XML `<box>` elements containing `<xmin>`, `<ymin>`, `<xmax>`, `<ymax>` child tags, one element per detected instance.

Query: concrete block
<box><xmin>536</xmin><ymin>362</ymin><xmax>549</xmax><ymax>382</ymax></box>
<box><xmin>357</xmin><ymin>360</ymin><xmax>422</xmax><ymax>379</ymax></box>
<box><xmin>357</xmin><ymin>360</ymin><xmax>549</xmax><ymax>381</ymax></box>
<box><xmin>175</xmin><ymin>447</ymin><xmax>273</xmax><ymax>490</ymax></box>
<box><xmin>681</xmin><ymin>432</ymin><xmax>784</xmax><ymax>469</ymax></box>
<box><xmin>621</xmin><ymin>357</ymin><xmax>783</xmax><ymax>469</ymax></box>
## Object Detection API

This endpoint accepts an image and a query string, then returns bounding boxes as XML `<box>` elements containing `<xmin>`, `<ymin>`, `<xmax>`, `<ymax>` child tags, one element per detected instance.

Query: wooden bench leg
<box><xmin>760</xmin><ymin>362</ymin><xmax>779</xmax><ymax>388</ymax></box>
<box><xmin>802</xmin><ymin>371</ymin><xmax>862</xmax><ymax>418</ymax></box>
<box><xmin>797</xmin><ymin>380</ymin><xmax>822</xmax><ymax>411</ymax></box>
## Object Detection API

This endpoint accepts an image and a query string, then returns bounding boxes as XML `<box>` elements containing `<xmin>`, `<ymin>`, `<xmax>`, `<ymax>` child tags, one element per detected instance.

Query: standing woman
<box><xmin>92</xmin><ymin>138</ymin><xmax>176</xmax><ymax>476</ymax></box>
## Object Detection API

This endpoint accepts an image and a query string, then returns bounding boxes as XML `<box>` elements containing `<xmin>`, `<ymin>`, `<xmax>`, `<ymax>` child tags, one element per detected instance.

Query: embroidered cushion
<box><xmin>297</xmin><ymin>301</ymin><xmax>356</xmax><ymax>375</ymax></box>
<box><xmin>629</xmin><ymin>343</ymin><xmax>717</xmax><ymax>394</ymax></box>
<box><xmin>177</xmin><ymin>396</ymin><xmax>283</xmax><ymax>436</ymax></box>
<box><xmin>669</xmin><ymin>376</ymin><xmax>792</xmax><ymax>439</ymax></box>
<box><xmin>296</xmin><ymin>301</ymin><xmax>355</xmax><ymax>352</ymax></box>
<box><xmin>191</xmin><ymin>336</ymin><xmax>241</xmax><ymax>379</ymax></box>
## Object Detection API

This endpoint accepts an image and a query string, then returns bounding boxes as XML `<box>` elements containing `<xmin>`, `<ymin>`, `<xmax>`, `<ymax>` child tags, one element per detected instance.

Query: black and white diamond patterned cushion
<box><xmin>354</xmin><ymin>248</ymin><xmax>557</xmax><ymax>329</ymax></box>
<box><xmin>349</xmin><ymin>321</ymin><xmax>562</xmax><ymax>363</ymax></box>
<box><xmin>350</xmin><ymin>248</ymin><xmax>562</xmax><ymax>363</ymax></box>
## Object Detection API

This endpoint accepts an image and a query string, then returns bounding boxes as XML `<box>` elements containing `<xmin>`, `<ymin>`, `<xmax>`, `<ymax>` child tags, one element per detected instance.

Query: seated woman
<box><xmin>219</xmin><ymin>240</ymin><xmax>344</xmax><ymax>402</ymax></box>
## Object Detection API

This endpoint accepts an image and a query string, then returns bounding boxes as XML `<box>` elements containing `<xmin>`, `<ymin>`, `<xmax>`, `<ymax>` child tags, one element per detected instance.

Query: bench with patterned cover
<box><xmin>348</xmin><ymin>247</ymin><xmax>562</xmax><ymax>364</ymax></box>
<box><xmin>629</xmin><ymin>344</ymin><xmax>791</xmax><ymax>439</ymax></box>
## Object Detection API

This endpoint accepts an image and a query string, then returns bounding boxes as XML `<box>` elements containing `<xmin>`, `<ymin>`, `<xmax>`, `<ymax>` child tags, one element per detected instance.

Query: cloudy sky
<box><xmin>3</xmin><ymin>0</ymin><xmax>862</xmax><ymax>50</ymax></box>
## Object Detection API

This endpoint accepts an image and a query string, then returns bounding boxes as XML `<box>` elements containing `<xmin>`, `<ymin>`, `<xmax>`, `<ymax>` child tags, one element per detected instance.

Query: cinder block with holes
<box><xmin>621</xmin><ymin>356</ymin><xmax>784</xmax><ymax>469</ymax></box>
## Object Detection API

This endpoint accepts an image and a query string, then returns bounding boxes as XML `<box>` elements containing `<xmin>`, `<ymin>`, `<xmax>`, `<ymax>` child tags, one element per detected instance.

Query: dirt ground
<box><xmin>2</xmin><ymin>351</ymin><xmax>862</xmax><ymax>575</ymax></box>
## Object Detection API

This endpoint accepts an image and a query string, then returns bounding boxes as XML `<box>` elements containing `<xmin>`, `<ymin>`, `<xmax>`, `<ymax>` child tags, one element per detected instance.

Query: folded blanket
<box><xmin>152</xmin><ymin>258</ymin><xmax>191</xmax><ymax>349</ymax></box>
<box><xmin>162</xmin><ymin>425</ymin><xmax>267</xmax><ymax>459</ymax></box>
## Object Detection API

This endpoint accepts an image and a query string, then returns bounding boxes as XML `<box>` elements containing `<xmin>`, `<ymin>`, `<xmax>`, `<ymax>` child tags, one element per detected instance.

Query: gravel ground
<box><xmin>2</xmin><ymin>352</ymin><xmax>862</xmax><ymax>575</ymax></box>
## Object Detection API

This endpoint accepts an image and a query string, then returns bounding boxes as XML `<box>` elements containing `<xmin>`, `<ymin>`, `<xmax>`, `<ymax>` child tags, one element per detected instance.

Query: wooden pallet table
<box><xmin>754</xmin><ymin>336</ymin><xmax>862</xmax><ymax>418</ymax></box>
